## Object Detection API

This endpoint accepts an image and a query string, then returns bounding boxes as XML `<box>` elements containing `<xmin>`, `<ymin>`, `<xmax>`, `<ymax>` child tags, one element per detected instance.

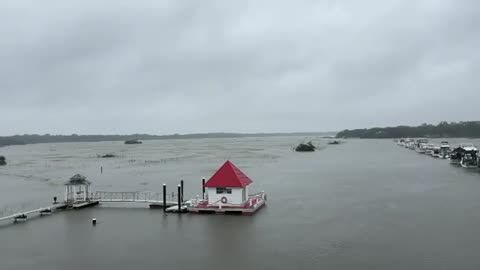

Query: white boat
<box><xmin>424</xmin><ymin>144</ymin><xmax>436</xmax><ymax>155</ymax></box>
<box><xmin>165</xmin><ymin>199</ymin><xmax>199</xmax><ymax>213</ymax></box>
<box><xmin>404</xmin><ymin>138</ymin><xmax>414</xmax><ymax>148</ymax></box>
<box><xmin>408</xmin><ymin>142</ymin><xmax>416</xmax><ymax>150</ymax></box>
<box><xmin>165</xmin><ymin>204</ymin><xmax>188</xmax><ymax>213</ymax></box>
<box><xmin>415</xmin><ymin>138</ymin><xmax>429</xmax><ymax>153</ymax></box>
<box><xmin>431</xmin><ymin>146</ymin><xmax>441</xmax><ymax>158</ymax></box>
<box><xmin>459</xmin><ymin>144</ymin><xmax>479</xmax><ymax>168</ymax></box>
<box><xmin>439</xmin><ymin>141</ymin><xmax>450</xmax><ymax>159</ymax></box>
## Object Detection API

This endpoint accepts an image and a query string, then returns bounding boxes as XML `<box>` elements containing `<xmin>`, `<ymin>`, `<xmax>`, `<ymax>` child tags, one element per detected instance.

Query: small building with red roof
<box><xmin>188</xmin><ymin>160</ymin><xmax>266</xmax><ymax>215</ymax></box>
<box><xmin>203</xmin><ymin>160</ymin><xmax>253</xmax><ymax>205</ymax></box>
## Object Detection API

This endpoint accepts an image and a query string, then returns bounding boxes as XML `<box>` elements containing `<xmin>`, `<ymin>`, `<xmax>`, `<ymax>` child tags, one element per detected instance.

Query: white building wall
<box><xmin>207</xmin><ymin>187</ymin><xmax>247</xmax><ymax>205</ymax></box>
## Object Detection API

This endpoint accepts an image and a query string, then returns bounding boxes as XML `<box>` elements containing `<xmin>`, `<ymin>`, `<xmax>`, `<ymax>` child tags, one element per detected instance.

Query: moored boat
<box><xmin>415</xmin><ymin>138</ymin><xmax>429</xmax><ymax>153</ymax></box>
<box><xmin>424</xmin><ymin>143</ymin><xmax>436</xmax><ymax>155</ymax></box>
<box><xmin>408</xmin><ymin>142</ymin><xmax>416</xmax><ymax>150</ymax></box>
<box><xmin>431</xmin><ymin>146</ymin><xmax>441</xmax><ymax>158</ymax></box>
<box><xmin>449</xmin><ymin>147</ymin><xmax>463</xmax><ymax>165</ymax></box>
<box><xmin>459</xmin><ymin>144</ymin><xmax>478</xmax><ymax>168</ymax></box>
<box><xmin>439</xmin><ymin>141</ymin><xmax>450</xmax><ymax>159</ymax></box>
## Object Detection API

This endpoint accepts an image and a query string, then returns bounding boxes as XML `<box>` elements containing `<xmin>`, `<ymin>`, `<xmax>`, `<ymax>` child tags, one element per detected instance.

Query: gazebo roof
<box><xmin>65</xmin><ymin>174</ymin><xmax>91</xmax><ymax>185</ymax></box>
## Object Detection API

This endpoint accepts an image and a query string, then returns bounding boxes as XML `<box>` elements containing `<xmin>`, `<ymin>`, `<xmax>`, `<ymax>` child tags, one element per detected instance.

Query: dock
<box><xmin>0</xmin><ymin>162</ymin><xmax>268</xmax><ymax>224</ymax></box>
<box><xmin>188</xmin><ymin>192</ymin><xmax>266</xmax><ymax>215</ymax></box>
<box><xmin>0</xmin><ymin>203</ymin><xmax>67</xmax><ymax>223</ymax></box>
<box><xmin>0</xmin><ymin>189</ymin><xmax>183</xmax><ymax>224</ymax></box>
<box><xmin>70</xmin><ymin>201</ymin><xmax>100</xmax><ymax>209</ymax></box>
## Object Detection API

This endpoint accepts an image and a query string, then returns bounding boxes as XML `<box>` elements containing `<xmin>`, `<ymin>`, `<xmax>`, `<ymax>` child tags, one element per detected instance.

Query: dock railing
<box><xmin>93</xmin><ymin>191</ymin><xmax>176</xmax><ymax>203</ymax></box>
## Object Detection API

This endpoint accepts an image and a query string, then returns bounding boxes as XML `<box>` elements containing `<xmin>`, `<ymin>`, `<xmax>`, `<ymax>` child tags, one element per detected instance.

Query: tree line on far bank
<box><xmin>0</xmin><ymin>132</ymin><xmax>335</xmax><ymax>147</ymax></box>
<box><xmin>336</xmin><ymin>121</ymin><xmax>480</xmax><ymax>139</ymax></box>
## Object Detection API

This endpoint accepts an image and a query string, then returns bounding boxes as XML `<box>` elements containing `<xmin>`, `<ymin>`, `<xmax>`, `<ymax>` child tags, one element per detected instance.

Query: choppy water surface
<box><xmin>1</xmin><ymin>137</ymin><xmax>480</xmax><ymax>270</ymax></box>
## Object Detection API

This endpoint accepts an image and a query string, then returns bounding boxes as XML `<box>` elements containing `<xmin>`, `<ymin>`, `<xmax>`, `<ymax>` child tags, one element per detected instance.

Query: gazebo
<box><xmin>64</xmin><ymin>174</ymin><xmax>91</xmax><ymax>202</ymax></box>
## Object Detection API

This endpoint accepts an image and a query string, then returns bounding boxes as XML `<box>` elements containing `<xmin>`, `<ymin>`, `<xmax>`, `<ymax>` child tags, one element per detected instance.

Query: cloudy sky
<box><xmin>0</xmin><ymin>0</ymin><xmax>478</xmax><ymax>135</ymax></box>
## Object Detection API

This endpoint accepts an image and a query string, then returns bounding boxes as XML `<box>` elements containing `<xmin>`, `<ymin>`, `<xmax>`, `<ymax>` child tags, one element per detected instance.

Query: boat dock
<box><xmin>0</xmin><ymin>184</ymin><xmax>185</xmax><ymax>224</ymax></box>
<box><xmin>0</xmin><ymin>161</ymin><xmax>268</xmax><ymax>223</ymax></box>
<box><xmin>0</xmin><ymin>203</ymin><xmax>67</xmax><ymax>223</ymax></box>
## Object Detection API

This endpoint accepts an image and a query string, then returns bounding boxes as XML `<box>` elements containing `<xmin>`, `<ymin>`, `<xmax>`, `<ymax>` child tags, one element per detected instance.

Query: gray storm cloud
<box><xmin>0</xmin><ymin>0</ymin><xmax>479</xmax><ymax>135</ymax></box>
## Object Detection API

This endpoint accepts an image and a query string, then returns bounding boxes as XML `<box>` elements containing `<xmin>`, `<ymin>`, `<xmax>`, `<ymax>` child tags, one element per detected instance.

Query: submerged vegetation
<box><xmin>124</xmin><ymin>139</ymin><xmax>142</xmax><ymax>144</ymax></box>
<box><xmin>98</xmin><ymin>153</ymin><xmax>116</xmax><ymax>158</ymax></box>
<box><xmin>336</xmin><ymin>121</ymin><xmax>480</xmax><ymax>139</ymax></box>
<box><xmin>295</xmin><ymin>141</ymin><xmax>316</xmax><ymax>152</ymax></box>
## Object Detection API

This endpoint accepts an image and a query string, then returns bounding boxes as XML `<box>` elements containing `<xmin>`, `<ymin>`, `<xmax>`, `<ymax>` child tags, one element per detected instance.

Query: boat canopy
<box><xmin>452</xmin><ymin>147</ymin><xmax>464</xmax><ymax>153</ymax></box>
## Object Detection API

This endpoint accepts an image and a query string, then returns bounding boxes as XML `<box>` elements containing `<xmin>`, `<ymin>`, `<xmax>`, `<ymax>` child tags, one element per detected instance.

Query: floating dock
<box><xmin>1</xmin><ymin>161</ymin><xmax>268</xmax><ymax>224</ymax></box>
<box><xmin>188</xmin><ymin>193</ymin><xmax>266</xmax><ymax>215</ymax></box>
<box><xmin>0</xmin><ymin>203</ymin><xmax>68</xmax><ymax>223</ymax></box>
<box><xmin>70</xmin><ymin>201</ymin><xmax>100</xmax><ymax>209</ymax></box>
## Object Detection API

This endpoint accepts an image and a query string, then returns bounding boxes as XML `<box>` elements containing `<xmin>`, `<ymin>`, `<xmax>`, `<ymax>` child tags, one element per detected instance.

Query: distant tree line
<box><xmin>0</xmin><ymin>132</ymin><xmax>335</xmax><ymax>147</ymax></box>
<box><xmin>336</xmin><ymin>121</ymin><xmax>480</xmax><ymax>138</ymax></box>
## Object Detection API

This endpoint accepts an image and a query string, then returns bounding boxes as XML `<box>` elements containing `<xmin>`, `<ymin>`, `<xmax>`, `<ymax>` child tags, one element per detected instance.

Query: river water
<box><xmin>1</xmin><ymin>137</ymin><xmax>480</xmax><ymax>270</ymax></box>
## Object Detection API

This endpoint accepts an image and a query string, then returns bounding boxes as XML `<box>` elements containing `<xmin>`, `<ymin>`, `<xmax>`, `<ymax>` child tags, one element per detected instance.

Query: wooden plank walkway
<box><xmin>0</xmin><ymin>203</ymin><xmax>67</xmax><ymax>222</ymax></box>
<box><xmin>93</xmin><ymin>191</ymin><xmax>178</xmax><ymax>205</ymax></box>
<box><xmin>0</xmin><ymin>191</ymin><xmax>183</xmax><ymax>223</ymax></box>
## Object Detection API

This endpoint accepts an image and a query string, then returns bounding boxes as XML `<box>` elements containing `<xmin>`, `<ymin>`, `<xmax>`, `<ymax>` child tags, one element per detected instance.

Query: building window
<box><xmin>216</xmin><ymin>188</ymin><xmax>232</xmax><ymax>194</ymax></box>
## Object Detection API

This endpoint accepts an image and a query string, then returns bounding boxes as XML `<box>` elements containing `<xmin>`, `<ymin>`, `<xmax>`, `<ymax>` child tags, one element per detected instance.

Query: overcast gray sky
<box><xmin>0</xmin><ymin>0</ymin><xmax>478</xmax><ymax>135</ymax></box>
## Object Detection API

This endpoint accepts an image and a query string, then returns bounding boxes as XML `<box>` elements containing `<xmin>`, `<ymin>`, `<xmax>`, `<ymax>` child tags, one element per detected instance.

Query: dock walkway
<box><xmin>93</xmin><ymin>191</ymin><xmax>178</xmax><ymax>205</ymax></box>
<box><xmin>0</xmin><ymin>203</ymin><xmax>67</xmax><ymax>222</ymax></box>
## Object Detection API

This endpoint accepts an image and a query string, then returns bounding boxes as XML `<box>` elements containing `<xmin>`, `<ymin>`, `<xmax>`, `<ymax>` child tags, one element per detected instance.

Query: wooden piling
<box><xmin>163</xmin><ymin>184</ymin><xmax>167</xmax><ymax>212</ymax></box>
<box><xmin>202</xmin><ymin>177</ymin><xmax>205</xmax><ymax>199</ymax></box>
<box><xmin>180</xmin><ymin>179</ymin><xmax>184</xmax><ymax>202</ymax></box>
<box><xmin>177</xmin><ymin>185</ymin><xmax>181</xmax><ymax>213</ymax></box>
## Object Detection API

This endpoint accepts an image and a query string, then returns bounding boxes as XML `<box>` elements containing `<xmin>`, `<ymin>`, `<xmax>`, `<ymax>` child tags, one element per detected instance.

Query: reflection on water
<box><xmin>1</xmin><ymin>137</ymin><xmax>480</xmax><ymax>269</ymax></box>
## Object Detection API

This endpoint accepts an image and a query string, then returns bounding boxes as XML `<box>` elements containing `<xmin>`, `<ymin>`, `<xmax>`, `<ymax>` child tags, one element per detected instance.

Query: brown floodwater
<box><xmin>1</xmin><ymin>137</ymin><xmax>480</xmax><ymax>269</ymax></box>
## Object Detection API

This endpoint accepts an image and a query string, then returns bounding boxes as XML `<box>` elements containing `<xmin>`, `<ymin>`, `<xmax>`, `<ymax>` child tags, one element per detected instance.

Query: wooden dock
<box><xmin>0</xmin><ymin>200</ymin><xmax>103</xmax><ymax>223</ymax></box>
<box><xmin>0</xmin><ymin>203</ymin><xmax>68</xmax><ymax>223</ymax></box>
<box><xmin>70</xmin><ymin>201</ymin><xmax>100</xmax><ymax>209</ymax></box>
<box><xmin>0</xmin><ymin>174</ymin><xmax>191</xmax><ymax>224</ymax></box>
<box><xmin>94</xmin><ymin>191</ymin><xmax>178</xmax><ymax>205</ymax></box>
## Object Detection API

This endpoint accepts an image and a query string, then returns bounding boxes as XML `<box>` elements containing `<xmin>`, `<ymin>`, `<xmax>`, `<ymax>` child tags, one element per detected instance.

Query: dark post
<box><xmin>180</xmin><ymin>179</ymin><xmax>184</xmax><ymax>202</ymax></box>
<box><xmin>177</xmin><ymin>185</ymin><xmax>182</xmax><ymax>213</ymax></box>
<box><xmin>163</xmin><ymin>184</ymin><xmax>167</xmax><ymax>212</ymax></box>
<box><xmin>92</xmin><ymin>218</ymin><xmax>97</xmax><ymax>226</ymax></box>
<box><xmin>202</xmin><ymin>177</ymin><xmax>205</xmax><ymax>199</ymax></box>
<box><xmin>53</xmin><ymin>196</ymin><xmax>57</xmax><ymax>204</ymax></box>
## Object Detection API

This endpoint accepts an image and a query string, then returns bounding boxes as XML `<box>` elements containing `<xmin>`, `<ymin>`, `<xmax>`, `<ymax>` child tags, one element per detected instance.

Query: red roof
<box><xmin>204</xmin><ymin>160</ymin><xmax>253</xmax><ymax>188</ymax></box>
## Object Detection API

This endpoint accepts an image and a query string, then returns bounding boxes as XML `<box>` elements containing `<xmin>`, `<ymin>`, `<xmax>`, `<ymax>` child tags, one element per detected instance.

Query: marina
<box><xmin>396</xmin><ymin>138</ymin><xmax>480</xmax><ymax>170</ymax></box>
